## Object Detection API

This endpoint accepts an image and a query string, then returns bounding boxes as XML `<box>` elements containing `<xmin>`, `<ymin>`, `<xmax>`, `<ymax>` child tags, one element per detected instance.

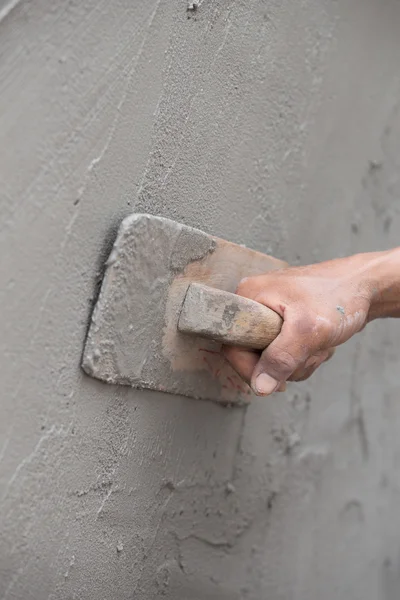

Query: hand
<box><xmin>223</xmin><ymin>253</ymin><xmax>376</xmax><ymax>396</ymax></box>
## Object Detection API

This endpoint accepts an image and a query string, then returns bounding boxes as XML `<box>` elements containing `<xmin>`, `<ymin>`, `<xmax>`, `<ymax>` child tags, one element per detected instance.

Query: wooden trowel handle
<box><xmin>178</xmin><ymin>282</ymin><xmax>283</xmax><ymax>350</ymax></box>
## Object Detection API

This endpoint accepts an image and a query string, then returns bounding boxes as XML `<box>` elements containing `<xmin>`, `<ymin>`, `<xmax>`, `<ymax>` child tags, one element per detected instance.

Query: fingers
<box><xmin>223</xmin><ymin>272</ymin><xmax>340</xmax><ymax>397</ymax></box>
<box><xmin>222</xmin><ymin>346</ymin><xmax>259</xmax><ymax>383</ymax></box>
<box><xmin>250</xmin><ymin>318</ymin><xmax>311</xmax><ymax>395</ymax></box>
<box><xmin>222</xmin><ymin>346</ymin><xmax>286</xmax><ymax>392</ymax></box>
<box><xmin>223</xmin><ymin>345</ymin><xmax>289</xmax><ymax>393</ymax></box>
<box><xmin>288</xmin><ymin>348</ymin><xmax>335</xmax><ymax>382</ymax></box>
<box><xmin>223</xmin><ymin>345</ymin><xmax>335</xmax><ymax>395</ymax></box>
<box><xmin>250</xmin><ymin>311</ymin><xmax>337</xmax><ymax>395</ymax></box>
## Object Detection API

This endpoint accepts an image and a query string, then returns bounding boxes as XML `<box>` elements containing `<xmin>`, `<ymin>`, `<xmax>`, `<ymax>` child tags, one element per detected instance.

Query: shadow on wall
<box><xmin>82</xmin><ymin>217</ymin><xmax>124</xmax><ymax>344</ymax></box>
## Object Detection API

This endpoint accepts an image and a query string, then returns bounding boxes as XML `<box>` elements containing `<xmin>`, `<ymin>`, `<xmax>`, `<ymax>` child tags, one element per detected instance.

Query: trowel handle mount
<box><xmin>178</xmin><ymin>283</ymin><xmax>283</xmax><ymax>350</ymax></box>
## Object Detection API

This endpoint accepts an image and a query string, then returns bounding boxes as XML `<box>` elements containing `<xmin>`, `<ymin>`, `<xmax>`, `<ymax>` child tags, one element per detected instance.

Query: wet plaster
<box><xmin>1</xmin><ymin>0</ymin><xmax>400</xmax><ymax>599</ymax></box>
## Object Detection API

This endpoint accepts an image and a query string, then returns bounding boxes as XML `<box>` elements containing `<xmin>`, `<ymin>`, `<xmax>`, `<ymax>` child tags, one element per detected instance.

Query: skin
<box><xmin>223</xmin><ymin>248</ymin><xmax>400</xmax><ymax>396</ymax></box>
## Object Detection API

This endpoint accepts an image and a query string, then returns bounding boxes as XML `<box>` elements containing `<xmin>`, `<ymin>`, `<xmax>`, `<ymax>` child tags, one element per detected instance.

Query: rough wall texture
<box><xmin>1</xmin><ymin>0</ymin><xmax>400</xmax><ymax>598</ymax></box>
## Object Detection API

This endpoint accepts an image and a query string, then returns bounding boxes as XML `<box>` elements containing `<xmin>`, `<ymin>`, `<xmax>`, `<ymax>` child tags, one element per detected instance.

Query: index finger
<box><xmin>223</xmin><ymin>345</ymin><xmax>287</xmax><ymax>393</ymax></box>
<box><xmin>222</xmin><ymin>346</ymin><xmax>259</xmax><ymax>383</ymax></box>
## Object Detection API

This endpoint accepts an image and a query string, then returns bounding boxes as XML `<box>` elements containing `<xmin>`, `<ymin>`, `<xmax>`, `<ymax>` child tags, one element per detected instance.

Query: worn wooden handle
<box><xmin>178</xmin><ymin>283</ymin><xmax>283</xmax><ymax>350</ymax></box>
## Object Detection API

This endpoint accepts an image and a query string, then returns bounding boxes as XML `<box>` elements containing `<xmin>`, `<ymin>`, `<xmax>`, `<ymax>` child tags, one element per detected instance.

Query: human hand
<box><xmin>223</xmin><ymin>254</ymin><xmax>375</xmax><ymax>396</ymax></box>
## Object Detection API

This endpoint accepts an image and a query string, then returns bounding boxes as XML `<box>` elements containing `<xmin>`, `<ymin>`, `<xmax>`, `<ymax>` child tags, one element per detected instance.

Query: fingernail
<box><xmin>253</xmin><ymin>373</ymin><xmax>279</xmax><ymax>396</ymax></box>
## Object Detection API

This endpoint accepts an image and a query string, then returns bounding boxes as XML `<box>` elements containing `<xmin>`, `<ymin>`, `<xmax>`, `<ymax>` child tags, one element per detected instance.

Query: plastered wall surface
<box><xmin>1</xmin><ymin>0</ymin><xmax>400</xmax><ymax>598</ymax></box>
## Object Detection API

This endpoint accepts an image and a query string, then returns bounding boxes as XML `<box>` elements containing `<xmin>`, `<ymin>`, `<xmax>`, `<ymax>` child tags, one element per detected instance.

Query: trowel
<box><xmin>82</xmin><ymin>214</ymin><xmax>286</xmax><ymax>405</ymax></box>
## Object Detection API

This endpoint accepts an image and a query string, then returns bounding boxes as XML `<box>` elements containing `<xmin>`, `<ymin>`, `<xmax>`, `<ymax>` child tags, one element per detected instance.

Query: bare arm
<box><xmin>223</xmin><ymin>248</ymin><xmax>400</xmax><ymax>396</ymax></box>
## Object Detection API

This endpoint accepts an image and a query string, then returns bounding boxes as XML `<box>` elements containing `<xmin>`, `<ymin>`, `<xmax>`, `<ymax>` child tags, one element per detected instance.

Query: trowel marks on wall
<box><xmin>2</xmin><ymin>0</ymin><xmax>400</xmax><ymax>599</ymax></box>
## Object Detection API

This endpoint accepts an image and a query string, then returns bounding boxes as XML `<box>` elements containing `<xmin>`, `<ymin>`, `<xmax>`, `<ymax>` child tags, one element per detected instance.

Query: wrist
<box><xmin>362</xmin><ymin>248</ymin><xmax>400</xmax><ymax>320</ymax></box>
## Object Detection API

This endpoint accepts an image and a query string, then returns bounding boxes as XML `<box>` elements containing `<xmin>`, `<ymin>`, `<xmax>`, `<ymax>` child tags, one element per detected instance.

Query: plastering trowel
<box><xmin>82</xmin><ymin>214</ymin><xmax>286</xmax><ymax>405</ymax></box>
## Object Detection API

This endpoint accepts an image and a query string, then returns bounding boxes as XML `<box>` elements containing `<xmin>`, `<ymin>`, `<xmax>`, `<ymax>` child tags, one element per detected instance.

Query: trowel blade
<box><xmin>82</xmin><ymin>214</ymin><xmax>286</xmax><ymax>405</ymax></box>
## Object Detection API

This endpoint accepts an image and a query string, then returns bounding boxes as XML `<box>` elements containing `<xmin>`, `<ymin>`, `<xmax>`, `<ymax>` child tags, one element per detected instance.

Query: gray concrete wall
<box><xmin>1</xmin><ymin>0</ymin><xmax>400</xmax><ymax>598</ymax></box>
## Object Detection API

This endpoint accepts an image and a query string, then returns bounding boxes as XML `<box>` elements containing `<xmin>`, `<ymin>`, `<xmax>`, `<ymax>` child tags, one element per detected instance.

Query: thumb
<box><xmin>250</xmin><ymin>318</ymin><xmax>320</xmax><ymax>396</ymax></box>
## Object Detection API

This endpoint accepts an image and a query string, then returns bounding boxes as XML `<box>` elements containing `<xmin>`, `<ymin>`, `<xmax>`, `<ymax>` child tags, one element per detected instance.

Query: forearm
<box><xmin>364</xmin><ymin>248</ymin><xmax>400</xmax><ymax>320</ymax></box>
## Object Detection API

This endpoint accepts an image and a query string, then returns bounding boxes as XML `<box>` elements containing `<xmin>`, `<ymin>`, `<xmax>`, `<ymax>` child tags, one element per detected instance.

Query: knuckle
<box><xmin>324</xmin><ymin>348</ymin><xmax>335</xmax><ymax>361</ymax></box>
<box><xmin>293</xmin><ymin>312</ymin><xmax>334</xmax><ymax>344</ymax></box>
<box><xmin>313</xmin><ymin>317</ymin><xmax>335</xmax><ymax>343</ymax></box>
<box><xmin>236</xmin><ymin>277</ymin><xmax>254</xmax><ymax>296</ymax></box>
<box><xmin>269</xmin><ymin>348</ymin><xmax>298</xmax><ymax>375</ymax></box>
<box><xmin>291</xmin><ymin>368</ymin><xmax>314</xmax><ymax>382</ymax></box>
